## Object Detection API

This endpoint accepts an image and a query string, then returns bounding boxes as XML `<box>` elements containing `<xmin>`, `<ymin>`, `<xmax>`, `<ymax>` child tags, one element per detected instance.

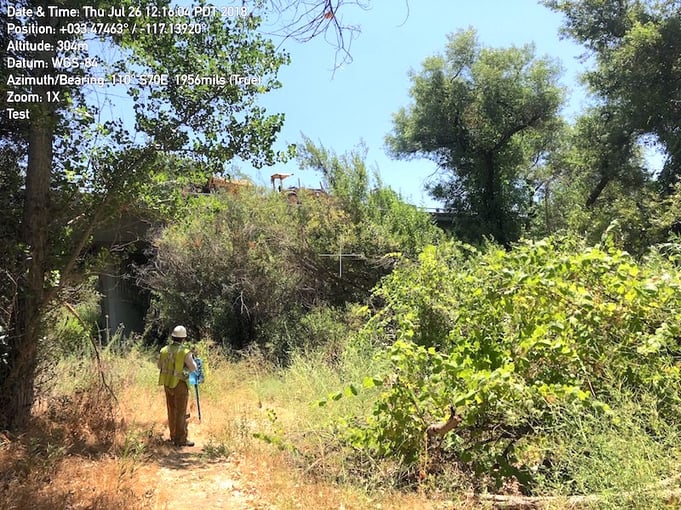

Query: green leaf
<box><xmin>363</xmin><ymin>376</ymin><xmax>383</xmax><ymax>388</ymax></box>
<box><xmin>344</xmin><ymin>384</ymin><xmax>359</xmax><ymax>397</ymax></box>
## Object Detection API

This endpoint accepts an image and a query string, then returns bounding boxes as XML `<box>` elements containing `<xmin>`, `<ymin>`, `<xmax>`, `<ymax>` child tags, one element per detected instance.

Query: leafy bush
<box><xmin>142</xmin><ymin>189</ymin><xmax>315</xmax><ymax>349</ymax></box>
<box><xmin>343</xmin><ymin>236</ymin><xmax>681</xmax><ymax>492</ymax></box>
<box><xmin>42</xmin><ymin>279</ymin><xmax>102</xmax><ymax>359</ymax></box>
<box><xmin>298</xmin><ymin>136</ymin><xmax>443</xmax><ymax>258</ymax></box>
<box><xmin>141</xmin><ymin>174</ymin><xmax>439</xmax><ymax>356</ymax></box>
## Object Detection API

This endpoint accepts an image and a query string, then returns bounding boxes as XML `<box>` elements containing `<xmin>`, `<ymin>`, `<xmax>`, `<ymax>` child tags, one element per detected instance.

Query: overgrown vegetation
<box><xmin>331</xmin><ymin>234</ymin><xmax>681</xmax><ymax>495</ymax></box>
<box><xmin>139</xmin><ymin>143</ymin><xmax>440</xmax><ymax>355</ymax></box>
<box><xmin>4</xmin><ymin>0</ymin><xmax>681</xmax><ymax>507</ymax></box>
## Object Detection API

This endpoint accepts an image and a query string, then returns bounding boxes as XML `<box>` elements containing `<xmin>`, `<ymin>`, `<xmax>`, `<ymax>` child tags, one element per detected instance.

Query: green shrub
<box><xmin>342</xmin><ymin>235</ymin><xmax>681</xmax><ymax>492</ymax></box>
<box><xmin>41</xmin><ymin>279</ymin><xmax>102</xmax><ymax>367</ymax></box>
<box><xmin>141</xmin><ymin>144</ymin><xmax>441</xmax><ymax>357</ymax></box>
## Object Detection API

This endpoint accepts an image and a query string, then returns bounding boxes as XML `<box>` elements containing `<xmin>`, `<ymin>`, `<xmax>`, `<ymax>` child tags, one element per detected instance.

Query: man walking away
<box><xmin>158</xmin><ymin>325</ymin><xmax>197</xmax><ymax>447</ymax></box>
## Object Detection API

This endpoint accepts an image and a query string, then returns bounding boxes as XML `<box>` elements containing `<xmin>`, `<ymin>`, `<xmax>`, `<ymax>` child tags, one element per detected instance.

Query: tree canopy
<box><xmin>385</xmin><ymin>29</ymin><xmax>564</xmax><ymax>245</ymax></box>
<box><xmin>0</xmin><ymin>0</ymin><xmax>291</xmax><ymax>429</ymax></box>
<box><xmin>544</xmin><ymin>0</ymin><xmax>681</xmax><ymax>187</ymax></box>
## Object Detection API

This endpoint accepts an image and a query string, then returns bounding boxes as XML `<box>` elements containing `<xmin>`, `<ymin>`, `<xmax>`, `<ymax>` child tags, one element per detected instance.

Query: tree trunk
<box><xmin>585</xmin><ymin>173</ymin><xmax>611</xmax><ymax>208</ymax></box>
<box><xmin>0</xmin><ymin>35</ymin><xmax>55</xmax><ymax>429</ymax></box>
<box><xmin>0</xmin><ymin>320</ymin><xmax>40</xmax><ymax>430</ymax></box>
<box><xmin>0</xmin><ymin>120</ymin><xmax>53</xmax><ymax>430</ymax></box>
<box><xmin>0</xmin><ymin>2</ymin><xmax>58</xmax><ymax>430</ymax></box>
<box><xmin>481</xmin><ymin>153</ymin><xmax>510</xmax><ymax>247</ymax></box>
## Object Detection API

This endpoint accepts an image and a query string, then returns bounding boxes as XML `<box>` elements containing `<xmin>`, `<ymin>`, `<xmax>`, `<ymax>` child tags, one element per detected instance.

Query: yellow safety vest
<box><xmin>158</xmin><ymin>342</ymin><xmax>190</xmax><ymax>388</ymax></box>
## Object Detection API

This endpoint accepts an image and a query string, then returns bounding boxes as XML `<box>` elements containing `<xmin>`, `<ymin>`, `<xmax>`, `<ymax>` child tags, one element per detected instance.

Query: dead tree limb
<box><xmin>426</xmin><ymin>406</ymin><xmax>462</xmax><ymax>438</ymax></box>
<box><xmin>62</xmin><ymin>301</ymin><xmax>120</xmax><ymax>409</ymax></box>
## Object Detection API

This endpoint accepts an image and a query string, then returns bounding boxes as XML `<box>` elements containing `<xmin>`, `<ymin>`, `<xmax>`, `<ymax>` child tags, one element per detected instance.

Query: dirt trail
<box><xmin>135</xmin><ymin>426</ymin><xmax>271</xmax><ymax>510</ymax></box>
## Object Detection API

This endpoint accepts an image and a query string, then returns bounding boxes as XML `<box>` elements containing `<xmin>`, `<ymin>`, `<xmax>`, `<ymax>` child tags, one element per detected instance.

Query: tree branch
<box><xmin>426</xmin><ymin>406</ymin><xmax>462</xmax><ymax>437</ymax></box>
<box><xmin>62</xmin><ymin>301</ymin><xmax>120</xmax><ymax>409</ymax></box>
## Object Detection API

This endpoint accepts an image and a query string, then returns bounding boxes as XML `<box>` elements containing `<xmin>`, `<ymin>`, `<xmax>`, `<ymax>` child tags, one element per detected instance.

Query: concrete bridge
<box><xmin>423</xmin><ymin>207</ymin><xmax>458</xmax><ymax>231</ymax></box>
<box><xmin>92</xmin><ymin>212</ymin><xmax>152</xmax><ymax>340</ymax></box>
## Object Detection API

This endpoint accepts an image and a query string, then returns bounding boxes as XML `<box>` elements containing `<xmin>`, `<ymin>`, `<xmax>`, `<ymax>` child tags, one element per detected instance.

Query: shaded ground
<box><xmin>135</xmin><ymin>424</ymin><xmax>272</xmax><ymax>510</ymax></box>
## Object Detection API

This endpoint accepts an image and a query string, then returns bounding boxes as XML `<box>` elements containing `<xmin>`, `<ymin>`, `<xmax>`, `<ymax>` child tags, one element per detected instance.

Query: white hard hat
<box><xmin>171</xmin><ymin>325</ymin><xmax>187</xmax><ymax>338</ymax></box>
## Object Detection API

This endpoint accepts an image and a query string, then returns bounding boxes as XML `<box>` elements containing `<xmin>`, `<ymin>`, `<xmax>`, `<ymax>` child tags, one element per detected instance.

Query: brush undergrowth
<box><xmin>4</xmin><ymin>351</ymin><xmax>680</xmax><ymax>509</ymax></box>
<box><xmin>0</xmin><ymin>362</ymin><xmax>141</xmax><ymax>509</ymax></box>
<box><xmin>4</xmin><ymin>295</ymin><xmax>681</xmax><ymax>509</ymax></box>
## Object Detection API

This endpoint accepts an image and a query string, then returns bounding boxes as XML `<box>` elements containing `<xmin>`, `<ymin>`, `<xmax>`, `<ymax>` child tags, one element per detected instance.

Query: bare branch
<box><xmin>426</xmin><ymin>406</ymin><xmax>462</xmax><ymax>437</ymax></box>
<box><xmin>396</xmin><ymin>0</ymin><xmax>410</xmax><ymax>28</ymax></box>
<box><xmin>62</xmin><ymin>301</ymin><xmax>120</xmax><ymax>409</ymax></box>
<box><xmin>258</xmin><ymin>0</ymin><xmax>373</xmax><ymax>71</ymax></box>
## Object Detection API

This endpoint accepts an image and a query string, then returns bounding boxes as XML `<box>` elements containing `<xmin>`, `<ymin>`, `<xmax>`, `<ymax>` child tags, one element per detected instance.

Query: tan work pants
<box><xmin>164</xmin><ymin>380</ymin><xmax>189</xmax><ymax>444</ymax></box>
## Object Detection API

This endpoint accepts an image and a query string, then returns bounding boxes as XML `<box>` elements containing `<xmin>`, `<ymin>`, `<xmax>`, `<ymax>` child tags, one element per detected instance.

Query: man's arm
<box><xmin>184</xmin><ymin>351</ymin><xmax>197</xmax><ymax>373</ymax></box>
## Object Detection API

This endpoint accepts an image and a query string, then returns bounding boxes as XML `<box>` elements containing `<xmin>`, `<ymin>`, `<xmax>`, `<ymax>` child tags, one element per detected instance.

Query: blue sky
<box><xmin>239</xmin><ymin>0</ymin><xmax>590</xmax><ymax>208</ymax></box>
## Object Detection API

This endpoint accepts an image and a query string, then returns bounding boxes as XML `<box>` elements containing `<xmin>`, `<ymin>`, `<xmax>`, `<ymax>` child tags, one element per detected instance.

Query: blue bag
<box><xmin>189</xmin><ymin>357</ymin><xmax>204</xmax><ymax>385</ymax></box>
<box><xmin>188</xmin><ymin>357</ymin><xmax>204</xmax><ymax>422</ymax></box>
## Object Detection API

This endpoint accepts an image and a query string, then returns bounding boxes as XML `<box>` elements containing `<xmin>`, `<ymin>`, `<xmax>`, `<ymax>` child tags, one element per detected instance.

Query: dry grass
<box><xmin>0</xmin><ymin>377</ymin><xmax>150</xmax><ymax>510</ymax></box>
<box><xmin>230</xmin><ymin>447</ymin><xmax>484</xmax><ymax>510</ymax></box>
<box><xmin>5</xmin><ymin>339</ymin><xmax>681</xmax><ymax>508</ymax></box>
<box><xmin>0</xmin><ymin>348</ymin><xmax>482</xmax><ymax>510</ymax></box>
